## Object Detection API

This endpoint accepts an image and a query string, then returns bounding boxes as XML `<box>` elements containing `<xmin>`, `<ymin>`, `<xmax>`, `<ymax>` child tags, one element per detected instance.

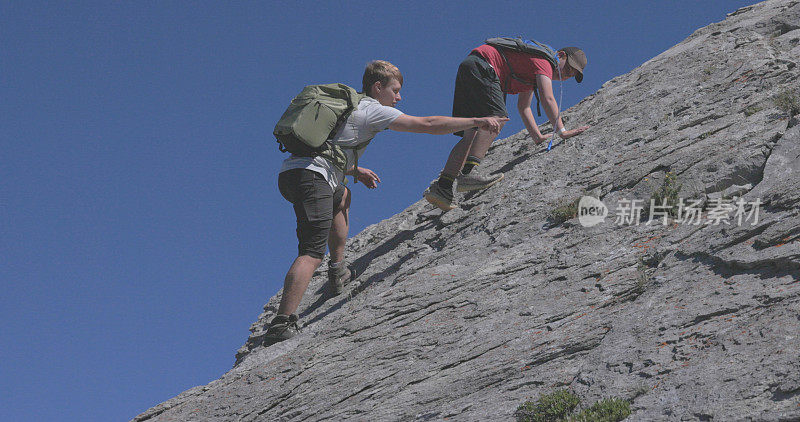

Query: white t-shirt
<box><xmin>280</xmin><ymin>97</ymin><xmax>404</xmax><ymax>189</ymax></box>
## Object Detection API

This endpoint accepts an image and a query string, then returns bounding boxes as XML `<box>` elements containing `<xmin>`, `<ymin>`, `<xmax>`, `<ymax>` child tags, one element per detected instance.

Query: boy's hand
<box><xmin>355</xmin><ymin>167</ymin><xmax>381</xmax><ymax>189</ymax></box>
<box><xmin>563</xmin><ymin>125</ymin><xmax>590</xmax><ymax>139</ymax></box>
<box><xmin>475</xmin><ymin>116</ymin><xmax>509</xmax><ymax>134</ymax></box>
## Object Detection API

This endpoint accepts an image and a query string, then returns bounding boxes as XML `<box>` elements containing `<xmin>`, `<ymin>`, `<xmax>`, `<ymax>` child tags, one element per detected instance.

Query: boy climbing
<box><xmin>424</xmin><ymin>38</ymin><xmax>591</xmax><ymax>211</ymax></box>
<box><xmin>266</xmin><ymin>61</ymin><xmax>507</xmax><ymax>344</ymax></box>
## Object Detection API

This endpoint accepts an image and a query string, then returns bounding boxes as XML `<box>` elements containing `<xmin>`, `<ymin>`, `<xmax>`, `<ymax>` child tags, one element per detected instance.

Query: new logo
<box><xmin>578</xmin><ymin>196</ymin><xmax>608</xmax><ymax>227</ymax></box>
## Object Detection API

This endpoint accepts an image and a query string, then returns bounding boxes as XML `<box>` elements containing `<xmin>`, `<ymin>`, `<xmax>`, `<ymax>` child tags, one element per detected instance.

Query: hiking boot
<box><xmin>263</xmin><ymin>314</ymin><xmax>300</xmax><ymax>345</ymax></box>
<box><xmin>456</xmin><ymin>171</ymin><xmax>504</xmax><ymax>192</ymax></box>
<box><xmin>424</xmin><ymin>180</ymin><xmax>457</xmax><ymax>211</ymax></box>
<box><xmin>327</xmin><ymin>261</ymin><xmax>352</xmax><ymax>295</ymax></box>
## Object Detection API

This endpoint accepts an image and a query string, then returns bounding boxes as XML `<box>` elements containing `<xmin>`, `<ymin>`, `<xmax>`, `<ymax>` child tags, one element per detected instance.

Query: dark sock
<box><xmin>462</xmin><ymin>155</ymin><xmax>481</xmax><ymax>174</ymax></box>
<box><xmin>437</xmin><ymin>173</ymin><xmax>455</xmax><ymax>191</ymax></box>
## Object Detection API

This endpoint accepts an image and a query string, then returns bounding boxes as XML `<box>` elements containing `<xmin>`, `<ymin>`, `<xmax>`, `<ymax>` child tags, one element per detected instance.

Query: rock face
<box><xmin>134</xmin><ymin>1</ymin><xmax>800</xmax><ymax>420</ymax></box>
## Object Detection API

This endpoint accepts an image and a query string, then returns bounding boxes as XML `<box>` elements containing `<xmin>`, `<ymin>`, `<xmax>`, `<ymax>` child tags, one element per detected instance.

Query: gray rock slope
<box><xmin>135</xmin><ymin>1</ymin><xmax>800</xmax><ymax>420</ymax></box>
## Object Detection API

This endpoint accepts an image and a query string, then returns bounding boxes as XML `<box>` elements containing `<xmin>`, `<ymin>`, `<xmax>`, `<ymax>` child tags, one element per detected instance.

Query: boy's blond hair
<box><xmin>362</xmin><ymin>60</ymin><xmax>403</xmax><ymax>95</ymax></box>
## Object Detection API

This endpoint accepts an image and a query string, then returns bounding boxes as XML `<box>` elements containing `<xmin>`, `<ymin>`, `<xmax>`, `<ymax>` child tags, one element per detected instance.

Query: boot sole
<box><xmin>424</xmin><ymin>191</ymin><xmax>458</xmax><ymax>211</ymax></box>
<box><xmin>456</xmin><ymin>173</ymin><xmax>504</xmax><ymax>192</ymax></box>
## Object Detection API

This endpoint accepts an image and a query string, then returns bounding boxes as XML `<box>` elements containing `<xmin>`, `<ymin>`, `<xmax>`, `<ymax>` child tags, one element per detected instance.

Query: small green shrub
<box><xmin>700</xmin><ymin>65</ymin><xmax>714</xmax><ymax>81</ymax></box>
<box><xmin>516</xmin><ymin>389</ymin><xmax>581</xmax><ymax>422</ymax></box>
<box><xmin>743</xmin><ymin>104</ymin><xmax>762</xmax><ymax>116</ymax></box>
<box><xmin>773</xmin><ymin>89</ymin><xmax>800</xmax><ymax>116</ymax></box>
<box><xmin>517</xmin><ymin>390</ymin><xmax>632</xmax><ymax>422</ymax></box>
<box><xmin>569</xmin><ymin>398</ymin><xmax>631</xmax><ymax>422</ymax></box>
<box><xmin>549</xmin><ymin>197</ymin><xmax>581</xmax><ymax>225</ymax></box>
<box><xmin>647</xmin><ymin>171</ymin><xmax>682</xmax><ymax>219</ymax></box>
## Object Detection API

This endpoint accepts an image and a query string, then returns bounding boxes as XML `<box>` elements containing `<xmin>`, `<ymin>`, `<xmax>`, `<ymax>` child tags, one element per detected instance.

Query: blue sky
<box><xmin>1</xmin><ymin>1</ymin><xmax>755</xmax><ymax>420</ymax></box>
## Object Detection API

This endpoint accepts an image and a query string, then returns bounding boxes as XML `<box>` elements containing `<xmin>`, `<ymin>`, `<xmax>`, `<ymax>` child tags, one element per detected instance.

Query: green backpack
<box><xmin>273</xmin><ymin>83</ymin><xmax>366</xmax><ymax>173</ymax></box>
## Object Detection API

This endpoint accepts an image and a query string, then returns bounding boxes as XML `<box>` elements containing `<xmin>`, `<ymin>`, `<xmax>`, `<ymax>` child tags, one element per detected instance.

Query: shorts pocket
<box><xmin>297</xmin><ymin>172</ymin><xmax>334</xmax><ymax>223</ymax></box>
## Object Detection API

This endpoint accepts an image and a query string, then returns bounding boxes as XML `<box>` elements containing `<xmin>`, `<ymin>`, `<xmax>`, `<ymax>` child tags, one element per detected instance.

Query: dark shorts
<box><xmin>278</xmin><ymin>168</ymin><xmax>346</xmax><ymax>259</ymax></box>
<box><xmin>452</xmin><ymin>53</ymin><xmax>508</xmax><ymax>136</ymax></box>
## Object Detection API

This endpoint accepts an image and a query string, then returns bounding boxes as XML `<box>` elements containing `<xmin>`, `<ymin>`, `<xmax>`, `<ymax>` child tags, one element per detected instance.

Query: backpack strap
<box><xmin>494</xmin><ymin>47</ymin><xmax>543</xmax><ymax>117</ymax></box>
<box><xmin>326</xmin><ymin>92</ymin><xmax>367</xmax><ymax>179</ymax></box>
<box><xmin>328</xmin><ymin>88</ymin><xmax>361</xmax><ymax>140</ymax></box>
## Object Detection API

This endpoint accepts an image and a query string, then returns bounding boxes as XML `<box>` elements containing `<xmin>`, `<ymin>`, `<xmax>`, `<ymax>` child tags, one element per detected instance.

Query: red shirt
<box><xmin>472</xmin><ymin>44</ymin><xmax>554</xmax><ymax>94</ymax></box>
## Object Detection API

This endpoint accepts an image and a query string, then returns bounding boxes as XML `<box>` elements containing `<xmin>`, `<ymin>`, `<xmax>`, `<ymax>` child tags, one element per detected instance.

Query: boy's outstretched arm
<box><xmin>388</xmin><ymin>115</ymin><xmax>508</xmax><ymax>135</ymax></box>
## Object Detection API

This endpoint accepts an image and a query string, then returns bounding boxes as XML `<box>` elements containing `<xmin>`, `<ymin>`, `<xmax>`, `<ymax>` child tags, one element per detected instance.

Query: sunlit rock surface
<box><xmin>135</xmin><ymin>1</ymin><xmax>800</xmax><ymax>420</ymax></box>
